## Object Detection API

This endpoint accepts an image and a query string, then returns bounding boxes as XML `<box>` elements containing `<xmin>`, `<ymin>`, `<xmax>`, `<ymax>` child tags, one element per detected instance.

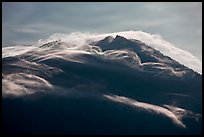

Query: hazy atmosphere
<box><xmin>2</xmin><ymin>2</ymin><xmax>202</xmax><ymax>61</ymax></box>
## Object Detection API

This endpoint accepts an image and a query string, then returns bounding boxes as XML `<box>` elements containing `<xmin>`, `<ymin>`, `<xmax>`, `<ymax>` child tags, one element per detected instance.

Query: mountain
<box><xmin>2</xmin><ymin>35</ymin><xmax>202</xmax><ymax>135</ymax></box>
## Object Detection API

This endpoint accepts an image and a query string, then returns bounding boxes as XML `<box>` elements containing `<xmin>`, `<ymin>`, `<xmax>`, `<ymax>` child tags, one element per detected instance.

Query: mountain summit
<box><xmin>2</xmin><ymin>34</ymin><xmax>202</xmax><ymax>134</ymax></box>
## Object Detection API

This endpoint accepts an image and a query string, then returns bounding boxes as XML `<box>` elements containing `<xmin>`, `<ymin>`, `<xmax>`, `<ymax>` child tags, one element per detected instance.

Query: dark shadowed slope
<box><xmin>2</xmin><ymin>35</ymin><xmax>202</xmax><ymax>135</ymax></box>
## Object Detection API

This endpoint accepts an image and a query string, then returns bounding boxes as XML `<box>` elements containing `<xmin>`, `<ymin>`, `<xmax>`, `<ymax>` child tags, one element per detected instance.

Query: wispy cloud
<box><xmin>104</xmin><ymin>94</ymin><xmax>201</xmax><ymax>128</ymax></box>
<box><xmin>2</xmin><ymin>2</ymin><xmax>202</xmax><ymax>62</ymax></box>
<box><xmin>38</xmin><ymin>31</ymin><xmax>202</xmax><ymax>74</ymax></box>
<box><xmin>2</xmin><ymin>73</ymin><xmax>53</xmax><ymax>97</ymax></box>
<box><xmin>2</xmin><ymin>45</ymin><xmax>35</xmax><ymax>58</ymax></box>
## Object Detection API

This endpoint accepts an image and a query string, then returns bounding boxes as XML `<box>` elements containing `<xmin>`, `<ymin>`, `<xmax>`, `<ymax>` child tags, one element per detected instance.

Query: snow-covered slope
<box><xmin>2</xmin><ymin>31</ymin><xmax>202</xmax><ymax>134</ymax></box>
<box><xmin>34</xmin><ymin>31</ymin><xmax>202</xmax><ymax>74</ymax></box>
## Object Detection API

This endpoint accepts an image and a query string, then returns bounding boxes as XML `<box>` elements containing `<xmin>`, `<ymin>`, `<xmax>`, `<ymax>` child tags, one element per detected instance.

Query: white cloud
<box><xmin>2</xmin><ymin>45</ymin><xmax>36</xmax><ymax>58</ymax></box>
<box><xmin>104</xmin><ymin>94</ymin><xmax>201</xmax><ymax>128</ymax></box>
<box><xmin>2</xmin><ymin>73</ymin><xmax>53</xmax><ymax>97</ymax></box>
<box><xmin>90</xmin><ymin>31</ymin><xmax>202</xmax><ymax>74</ymax></box>
<box><xmin>3</xmin><ymin>31</ymin><xmax>202</xmax><ymax>74</ymax></box>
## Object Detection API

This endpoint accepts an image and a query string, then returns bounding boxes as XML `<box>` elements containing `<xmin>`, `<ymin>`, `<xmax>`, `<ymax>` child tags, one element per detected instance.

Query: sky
<box><xmin>2</xmin><ymin>2</ymin><xmax>202</xmax><ymax>61</ymax></box>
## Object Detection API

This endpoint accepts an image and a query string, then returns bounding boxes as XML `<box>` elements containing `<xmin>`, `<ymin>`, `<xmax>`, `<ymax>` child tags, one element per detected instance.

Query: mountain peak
<box><xmin>115</xmin><ymin>35</ymin><xmax>128</xmax><ymax>41</ymax></box>
<box><xmin>92</xmin><ymin>34</ymin><xmax>199</xmax><ymax>79</ymax></box>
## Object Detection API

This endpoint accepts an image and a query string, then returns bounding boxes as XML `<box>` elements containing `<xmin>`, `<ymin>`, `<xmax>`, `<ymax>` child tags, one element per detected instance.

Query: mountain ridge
<box><xmin>2</xmin><ymin>33</ymin><xmax>202</xmax><ymax>134</ymax></box>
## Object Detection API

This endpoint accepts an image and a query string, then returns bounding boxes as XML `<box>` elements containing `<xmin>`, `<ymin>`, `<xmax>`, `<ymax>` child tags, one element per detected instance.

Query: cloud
<box><xmin>2</xmin><ymin>73</ymin><xmax>53</xmax><ymax>97</ymax></box>
<box><xmin>104</xmin><ymin>94</ymin><xmax>201</xmax><ymax>128</ymax></box>
<box><xmin>98</xmin><ymin>31</ymin><xmax>202</xmax><ymax>74</ymax></box>
<box><xmin>3</xmin><ymin>30</ymin><xmax>201</xmax><ymax>74</ymax></box>
<box><xmin>163</xmin><ymin>104</ymin><xmax>201</xmax><ymax>122</ymax></box>
<box><xmin>2</xmin><ymin>2</ymin><xmax>201</xmax><ymax>63</ymax></box>
<box><xmin>2</xmin><ymin>45</ymin><xmax>36</xmax><ymax>58</ymax></box>
<box><xmin>37</xmin><ymin>31</ymin><xmax>202</xmax><ymax>74</ymax></box>
<box><xmin>2</xmin><ymin>30</ymin><xmax>201</xmax><ymax>97</ymax></box>
<box><xmin>3</xmin><ymin>31</ymin><xmax>202</xmax><ymax>74</ymax></box>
